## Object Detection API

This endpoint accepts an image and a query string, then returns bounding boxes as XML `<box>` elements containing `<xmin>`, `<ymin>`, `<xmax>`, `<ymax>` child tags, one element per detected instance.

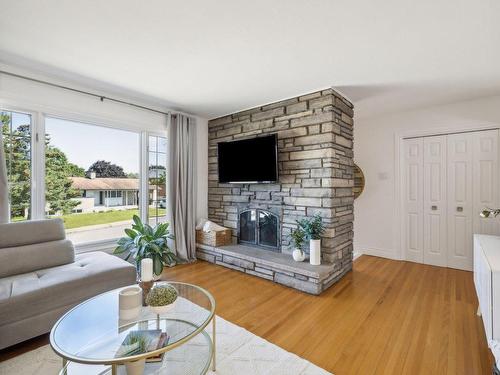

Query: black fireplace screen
<box><xmin>239</xmin><ymin>209</ymin><xmax>279</xmax><ymax>250</ymax></box>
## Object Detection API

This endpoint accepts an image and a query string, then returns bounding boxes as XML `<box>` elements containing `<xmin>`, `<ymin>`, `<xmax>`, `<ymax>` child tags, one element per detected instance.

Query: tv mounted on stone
<box><xmin>217</xmin><ymin>134</ymin><xmax>278</xmax><ymax>184</ymax></box>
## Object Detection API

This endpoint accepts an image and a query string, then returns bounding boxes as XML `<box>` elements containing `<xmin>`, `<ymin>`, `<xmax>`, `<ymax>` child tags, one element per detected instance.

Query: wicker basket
<box><xmin>196</xmin><ymin>229</ymin><xmax>232</xmax><ymax>247</ymax></box>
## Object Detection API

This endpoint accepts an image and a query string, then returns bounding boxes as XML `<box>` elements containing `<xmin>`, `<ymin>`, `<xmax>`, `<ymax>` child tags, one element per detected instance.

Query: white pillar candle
<box><xmin>140</xmin><ymin>258</ymin><xmax>153</xmax><ymax>281</ymax></box>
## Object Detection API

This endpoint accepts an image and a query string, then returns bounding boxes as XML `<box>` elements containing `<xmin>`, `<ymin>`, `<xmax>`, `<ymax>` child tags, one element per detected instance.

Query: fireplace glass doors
<box><xmin>239</xmin><ymin>209</ymin><xmax>279</xmax><ymax>251</ymax></box>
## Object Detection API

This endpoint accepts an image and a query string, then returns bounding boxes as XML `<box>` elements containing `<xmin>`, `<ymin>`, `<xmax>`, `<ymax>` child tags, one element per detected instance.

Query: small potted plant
<box><xmin>146</xmin><ymin>284</ymin><xmax>178</xmax><ymax>315</ymax></box>
<box><xmin>297</xmin><ymin>213</ymin><xmax>325</xmax><ymax>265</ymax></box>
<box><xmin>290</xmin><ymin>227</ymin><xmax>306</xmax><ymax>262</ymax></box>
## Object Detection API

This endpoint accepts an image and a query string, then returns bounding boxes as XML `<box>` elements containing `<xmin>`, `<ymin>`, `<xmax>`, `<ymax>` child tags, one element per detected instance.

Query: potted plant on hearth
<box><xmin>297</xmin><ymin>213</ymin><xmax>325</xmax><ymax>266</ymax></box>
<box><xmin>290</xmin><ymin>227</ymin><xmax>306</xmax><ymax>262</ymax></box>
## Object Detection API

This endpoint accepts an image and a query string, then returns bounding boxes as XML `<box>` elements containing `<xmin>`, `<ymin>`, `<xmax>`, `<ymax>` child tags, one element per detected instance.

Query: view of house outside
<box><xmin>1</xmin><ymin>111</ymin><xmax>167</xmax><ymax>245</ymax></box>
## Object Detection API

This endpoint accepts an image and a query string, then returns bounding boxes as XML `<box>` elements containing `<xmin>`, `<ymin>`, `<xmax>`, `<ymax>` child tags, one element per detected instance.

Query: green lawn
<box><xmin>50</xmin><ymin>208</ymin><xmax>166</xmax><ymax>229</ymax></box>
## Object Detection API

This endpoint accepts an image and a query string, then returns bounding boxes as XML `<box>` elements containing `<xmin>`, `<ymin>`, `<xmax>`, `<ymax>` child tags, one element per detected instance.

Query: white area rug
<box><xmin>0</xmin><ymin>315</ymin><xmax>332</xmax><ymax>375</ymax></box>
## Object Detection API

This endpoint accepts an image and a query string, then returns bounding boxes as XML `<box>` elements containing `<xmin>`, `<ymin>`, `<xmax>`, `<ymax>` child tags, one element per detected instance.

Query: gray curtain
<box><xmin>0</xmin><ymin>132</ymin><xmax>8</xmax><ymax>223</ymax></box>
<box><xmin>167</xmin><ymin>114</ymin><xmax>197</xmax><ymax>262</ymax></box>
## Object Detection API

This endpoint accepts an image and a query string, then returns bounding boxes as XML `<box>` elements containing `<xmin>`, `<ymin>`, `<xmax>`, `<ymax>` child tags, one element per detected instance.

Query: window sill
<box><xmin>74</xmin><ymin>238</ymin><xmax>119</xmax><ymax>255</ymax></box>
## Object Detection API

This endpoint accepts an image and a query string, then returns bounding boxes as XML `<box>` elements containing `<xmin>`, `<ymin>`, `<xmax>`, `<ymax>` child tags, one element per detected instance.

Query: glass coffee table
<box><xmin>50</xmin><ymin>282</ymin><xmax>216</xmax><ymax>375</ymax></box>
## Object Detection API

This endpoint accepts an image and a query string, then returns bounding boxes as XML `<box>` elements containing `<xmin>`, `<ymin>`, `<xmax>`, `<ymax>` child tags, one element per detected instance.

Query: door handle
<box><xmin>457</xmin><ymin>206</ymin><xmax>463</xmax><ymax>212</ymax></box>
<box><xmin>431</xmin><ymin>205</ymin><xmax>437</xmax><ymax>210</ymax></box>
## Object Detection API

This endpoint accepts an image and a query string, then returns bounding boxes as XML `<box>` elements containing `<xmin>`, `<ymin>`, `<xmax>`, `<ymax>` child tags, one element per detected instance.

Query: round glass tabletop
<box><xmin>50</xmin><ymin>282</ymin><xmax>215</xmax><ymax>365</ymax></box>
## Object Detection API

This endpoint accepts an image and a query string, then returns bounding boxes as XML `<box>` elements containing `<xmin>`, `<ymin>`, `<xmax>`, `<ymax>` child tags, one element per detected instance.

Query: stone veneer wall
<box><xmin>205</xmin><ymin>88</ymin><xmax>354</xmax><ymax>280</ymax></box>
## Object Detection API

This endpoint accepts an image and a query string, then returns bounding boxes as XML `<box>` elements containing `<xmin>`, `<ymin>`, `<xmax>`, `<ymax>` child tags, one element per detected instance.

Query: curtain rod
<box><xmin>0</xmin><ymin>70</ymin><xmax>171</xmax><ymax>116</ymax></box>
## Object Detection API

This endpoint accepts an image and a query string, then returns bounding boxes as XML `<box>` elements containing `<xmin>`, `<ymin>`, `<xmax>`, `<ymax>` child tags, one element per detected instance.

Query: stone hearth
<box><xmin>202</xmin><ymin>88</ymin><xmax>354</xmax><ymax>294</ymax></box>
<box><xmin>196</xmin><ymin>244</ymin><xmax>341</xmax><ymax>295</ymax></box>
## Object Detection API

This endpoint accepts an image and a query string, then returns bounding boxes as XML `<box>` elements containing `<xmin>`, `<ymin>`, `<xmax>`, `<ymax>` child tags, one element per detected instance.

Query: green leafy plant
<box><xmin>290</xmin><ymin>227</ymin><xmax>306</xmax><ymax>249</ymax></box>
<box><xmin>146</xmin><ymin>284</ymin><xmax>178</xmax><ymax>306</ymax></box>
<box><xmin>114</xmin><ymin>215</ymin><xmax>178</xmax><ymax>276</ymax></box>
<box><xmin>296</xmin><ymin>213</ymin><xmax>325</xmax><ymax>240</ymax></box>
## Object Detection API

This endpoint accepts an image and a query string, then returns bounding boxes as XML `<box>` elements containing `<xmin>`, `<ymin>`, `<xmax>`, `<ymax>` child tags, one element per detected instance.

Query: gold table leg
<box><xmin>62</xmin><ymin>358</ymin><xmax>67</xmax><ymax>375</ymax></box>
<box><xmin>212</xmin><ymin>315</ymin><xmax>216</xmax><ymax>371</ymax></box>
<box><xmin>112</xmin><ymin>364</ymin><xmax>117</xmax><ymax>375</ymax></box>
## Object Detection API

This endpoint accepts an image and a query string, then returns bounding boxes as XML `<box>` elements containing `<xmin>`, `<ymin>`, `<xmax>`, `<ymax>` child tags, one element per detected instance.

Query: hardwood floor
<box><xmin>0</xmin><ymin>255</ymin><xmax>493</xmax><ymax>374</ymax></box>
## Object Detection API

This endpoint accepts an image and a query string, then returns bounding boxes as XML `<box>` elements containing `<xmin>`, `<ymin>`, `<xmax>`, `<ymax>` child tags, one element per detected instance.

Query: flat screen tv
<box><xmin>218</xmin><ymin>134</ymin><xmax>278</xmax><ymax>183</ymax></box>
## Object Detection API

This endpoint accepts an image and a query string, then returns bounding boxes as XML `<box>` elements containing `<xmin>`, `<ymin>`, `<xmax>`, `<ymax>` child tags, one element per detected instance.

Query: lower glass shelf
<box><xmin>59</xmin><ymin>330</ymin><xmax>213</xmax><ymax>375</ymax></box>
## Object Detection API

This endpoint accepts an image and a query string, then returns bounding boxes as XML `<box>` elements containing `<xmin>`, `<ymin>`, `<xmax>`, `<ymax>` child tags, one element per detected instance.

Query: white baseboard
<box><xmin>353</xmin><ymin>252</ymin><xmax>362</xmax><ymax>261</ymax></box>
<box><xmin>355</xmin><ymin>246</ymin><xmax>401</xmax><ymax>260</ymax></box>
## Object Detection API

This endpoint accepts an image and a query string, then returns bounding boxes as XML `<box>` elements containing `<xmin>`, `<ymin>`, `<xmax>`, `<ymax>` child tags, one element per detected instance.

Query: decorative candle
<box><xmin>140</xmin><ymin>258</ymin><xmax>153</xmax><ymax>281</ymax></box>
<box><xmin>119</xmin><ymin>286</ymin><xmax>142</xmax><ymax>320</ymax></box>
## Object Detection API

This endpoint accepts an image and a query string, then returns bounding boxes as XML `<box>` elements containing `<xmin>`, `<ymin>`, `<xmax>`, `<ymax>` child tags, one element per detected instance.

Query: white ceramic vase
<box><xmin>309</xmin><ymin>239</ymin><xmax>321</xmax><ymax>265</ymax></box>
<box><xmin>148</xmin><ymin>300</ymin><xmax>176</xmax><ymax>316</ymax></box>
<box><xmin>125</xmin><ymin>358</ymin><xmax>145</xmax><ymax>375</ymax></box>
<box><xmin>292</xmin><ymin>249</ymin><xmax>306</xmax><ymax>262</ymax></box>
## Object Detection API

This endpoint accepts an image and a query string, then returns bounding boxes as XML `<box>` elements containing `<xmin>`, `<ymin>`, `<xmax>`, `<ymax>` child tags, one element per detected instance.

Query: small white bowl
<box><xmin>148</xmin><ymin>300</ymin><xmax>176</xmax><ymax>315</ymax></box>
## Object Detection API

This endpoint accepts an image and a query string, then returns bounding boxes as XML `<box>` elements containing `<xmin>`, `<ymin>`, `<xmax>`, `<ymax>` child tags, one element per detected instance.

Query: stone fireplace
<box><xmin>197</xmin><ymin>88</ymin><xmax>355</xmax><ymax>294</ymax></box>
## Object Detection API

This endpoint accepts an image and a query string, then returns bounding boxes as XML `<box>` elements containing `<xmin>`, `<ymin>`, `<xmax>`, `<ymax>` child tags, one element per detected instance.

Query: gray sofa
<box><xmin>0</xmin><ymin>218</ymin><xmax>136</xmax><ymax>349</ymax></box>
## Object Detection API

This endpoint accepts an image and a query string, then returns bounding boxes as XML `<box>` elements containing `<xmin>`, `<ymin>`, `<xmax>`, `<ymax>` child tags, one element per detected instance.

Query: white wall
<box><xmin>354</xmin><ymin>95</ymin><xmax>500</xmax><ymax>260</ymax></box>
<box><xmin>0</xmin><ymin>66</ymin><xmax>208</xmax><ymax>220</ymax></box>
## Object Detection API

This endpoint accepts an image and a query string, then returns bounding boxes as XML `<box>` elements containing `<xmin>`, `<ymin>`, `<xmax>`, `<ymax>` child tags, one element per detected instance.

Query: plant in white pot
<box><xmin>114</xmin><ymin>215</ymin><xmax>179</xmax><ymax>279</ymax></box>
<box><xmin>297</xmin><ymin>214</ymin><xmax>325</xmax><ymax>266</ymax></box>
<box><xmin>290</xmin><ymin>227</ymin><xmax>306</xmax><ymax>262</ymax></box>
<box><xmin>146</xmin><ymin>284</ymin><xmax>178</xmax><ymax>315</ymax></box>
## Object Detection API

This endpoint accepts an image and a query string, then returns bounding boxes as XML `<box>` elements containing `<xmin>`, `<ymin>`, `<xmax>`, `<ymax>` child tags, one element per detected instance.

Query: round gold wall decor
<box><xmin>353</xmin><ymin>163</ymin><xmax>365</xmax><ymax>199</ymax></box>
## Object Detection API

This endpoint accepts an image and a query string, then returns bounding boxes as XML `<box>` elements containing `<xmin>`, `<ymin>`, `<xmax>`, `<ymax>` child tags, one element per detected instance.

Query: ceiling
<box><xmin>1</xmin><ymin>0</ymin><xmax>499</xmax><ymax>119</ymax></box>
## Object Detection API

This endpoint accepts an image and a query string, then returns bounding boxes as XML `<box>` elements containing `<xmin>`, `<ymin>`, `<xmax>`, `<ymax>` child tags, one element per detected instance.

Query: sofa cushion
<box><xmin>0</xmin><ymin>239</ymin><xmax>75</xmax><ymax>278</ymax></box>
<box><xmin>0</xmin><ymin>218</ymin><xmax>65</xmax><ymax>248</ymax></box>
<box><xmin>0</xmin><ymin>251</ymin><xmax>136</xmax><ymax>326</ymax></box>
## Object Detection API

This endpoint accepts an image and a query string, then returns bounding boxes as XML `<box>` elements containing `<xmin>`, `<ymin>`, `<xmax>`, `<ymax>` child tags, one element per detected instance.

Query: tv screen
<box><xmin>218</xmin><ymin>134</ymin><xmax>278</xmax><ymax>183</ymax></box>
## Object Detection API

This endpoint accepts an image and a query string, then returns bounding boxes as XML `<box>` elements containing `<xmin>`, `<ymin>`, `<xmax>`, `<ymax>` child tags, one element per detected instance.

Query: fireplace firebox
<box><xmin>238</xmin><ymin>209</ymin><xmax>280</xmax><ymax>251</ymax></box>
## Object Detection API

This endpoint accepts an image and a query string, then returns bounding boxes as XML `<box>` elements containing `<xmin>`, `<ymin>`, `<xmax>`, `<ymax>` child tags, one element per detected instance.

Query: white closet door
<box><xmin>403</xmin><ymin>138</ymin><xmax>424</xmax><ymax>263</ymax></box>
<box><xmin>473</xmin><ymin>129</ymin><xmax>500</xmax><ymax>236</ymax></box>
<box><xmin>423</xmin><ymin>136</ymin><xmax>447</xmax><ymax>267</ymax></box>
<box><xmin>447</xmin><ymin>133</ymin><xmax>474</xmax><ymax>271</ymax></box>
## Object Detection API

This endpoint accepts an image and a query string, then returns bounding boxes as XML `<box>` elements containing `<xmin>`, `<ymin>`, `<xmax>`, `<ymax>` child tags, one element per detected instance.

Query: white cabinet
<box><xmin>403</xmin><ymin>130</ymin><xmax>499</xmax><ymax>271</ymax></box>
<box><xmin>474</xmin><ymin>234</ymin><xmax>500</xmax><ymax>363</ymax></box>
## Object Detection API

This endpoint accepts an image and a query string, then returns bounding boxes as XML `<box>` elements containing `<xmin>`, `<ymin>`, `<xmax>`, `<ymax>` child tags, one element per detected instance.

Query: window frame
<box><xmin>145</xmin><ymin>132</ymin><xmax>168</xmax><ymax>226</ymax></box>
<box><xmin>0</xmin><ymin>106</ymin><xmax>42</xmax><ymax>220</ymax></box>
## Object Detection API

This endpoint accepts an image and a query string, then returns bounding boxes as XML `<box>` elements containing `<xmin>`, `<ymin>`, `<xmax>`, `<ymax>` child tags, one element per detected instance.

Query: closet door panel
<box><xmin>423</xmin><ymin>136</ymin><xmax>447</xmax><ymax>266</ymax></box>
<box><xmin>447</xmin><ymin>133</ymin><xmax>474</xmax><ymax>271</ymax></box>
<box><xmin>403</xmin><ymin>138</ymin><xmax>424</xmax><ymax>263</ymax></box>
<box><xmin>473</xmin><ymin>130</ymin><xmax>499</xmax><ymax>236</ymax></box>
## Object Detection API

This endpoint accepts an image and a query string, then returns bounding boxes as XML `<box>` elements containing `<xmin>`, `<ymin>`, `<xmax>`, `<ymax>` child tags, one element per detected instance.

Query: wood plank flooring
<box><xmin>0</xmin><ymin>255</ymin><xmax>493</xmax><ymax>374</ymax></box>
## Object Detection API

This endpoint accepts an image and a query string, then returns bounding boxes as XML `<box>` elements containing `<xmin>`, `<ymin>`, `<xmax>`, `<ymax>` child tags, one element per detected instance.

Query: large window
<box><xmin>148</xmin><ymin>135</ymin><xmax>167</xmax><ymax>225</ymax></box>
<box><xmin>1</xmin><ymin>108</ymin><xmax>167</xmax><ymax>249</ymax></box>
<box><xmin>1</xmin><ymin>110</ymin><xmax>32</xmax><ymax>221</ymax></box>
<box><xmin>44</xmin><ymin>117</ymin><xmax>140</xmax><ymax>245</ymax></box>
